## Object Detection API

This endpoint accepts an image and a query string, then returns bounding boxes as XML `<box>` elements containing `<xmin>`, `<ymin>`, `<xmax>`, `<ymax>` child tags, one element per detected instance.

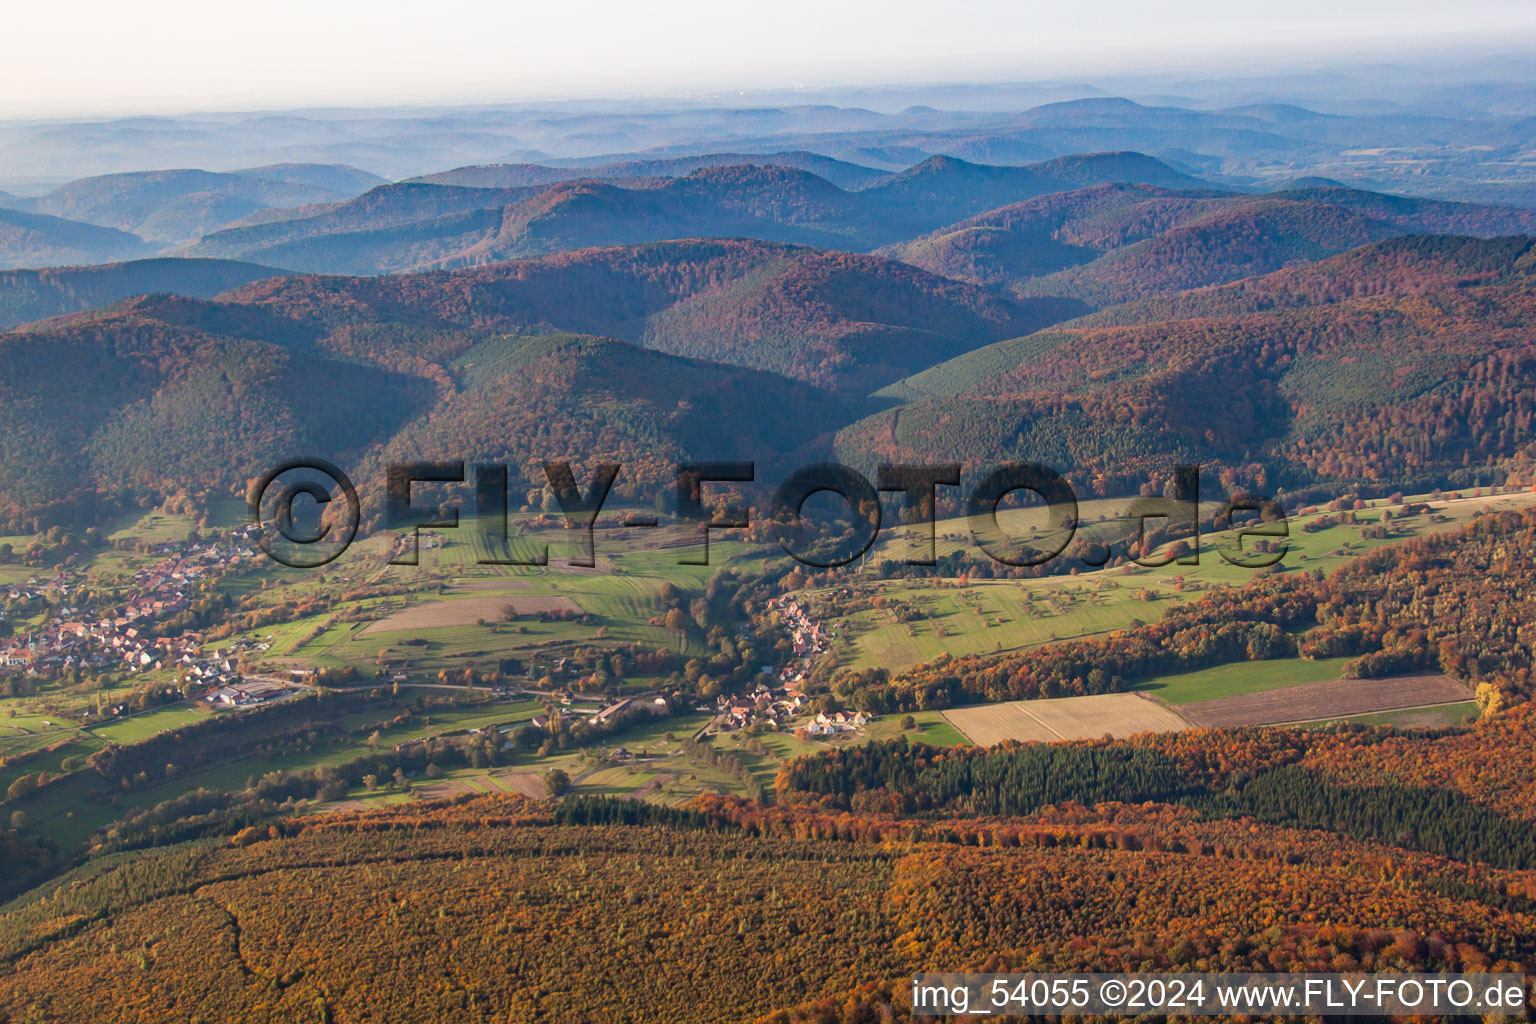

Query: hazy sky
<box><xmin>5</xmin><ymin>0</ymin><xmax>1536</xmax><ymax>118</ymax></box>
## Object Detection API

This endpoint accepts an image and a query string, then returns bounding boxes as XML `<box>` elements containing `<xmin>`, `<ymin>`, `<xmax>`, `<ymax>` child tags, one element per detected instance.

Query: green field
<box><xmin>1134</xmin><ymin>656</ymin><xmax>1354</xmax><ymax>705</ymax></box>
<box><xmin>90</xmin><ymin>704</ymin><xmax>212</xmax><ymax>744</ymax></box>
<box><xmin>9</xmin><ymin>689</ymin><xmax>548</xmax><ymax>850</ymax></box>
<box><xmin>227</xmin><ymin>522</ymin><xmax>725</xmax><ymax>676</ymax></box>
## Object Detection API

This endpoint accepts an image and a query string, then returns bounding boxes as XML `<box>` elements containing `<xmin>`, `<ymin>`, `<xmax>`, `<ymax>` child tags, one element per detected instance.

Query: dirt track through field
<box><xmin>1179</xmin><ymin>672</ymin><xmax>1472</xmax><ymax>727</ymax></box>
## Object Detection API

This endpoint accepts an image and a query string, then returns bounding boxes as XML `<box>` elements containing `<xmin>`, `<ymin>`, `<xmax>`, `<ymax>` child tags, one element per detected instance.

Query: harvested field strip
<box><xmin>362</xmin><ymin>594</ymin><xmax>581</xmax><ymax>633</ymax></box>
<box><xmin>1179</xmin><ymin>672</ymin><xmax>1473</xmax><ymax>728</ymax></box>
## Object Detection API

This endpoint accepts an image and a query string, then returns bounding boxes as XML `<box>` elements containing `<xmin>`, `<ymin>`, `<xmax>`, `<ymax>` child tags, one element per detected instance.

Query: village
<box><xmin>707</xmin><ymin>596</ymin><xmax>873</xmax><ymax>738</ymax></box>
<box><xmin>0</xmin><ymin>525</ymin><xmax>298</xmax><ymax>717</ymax></box>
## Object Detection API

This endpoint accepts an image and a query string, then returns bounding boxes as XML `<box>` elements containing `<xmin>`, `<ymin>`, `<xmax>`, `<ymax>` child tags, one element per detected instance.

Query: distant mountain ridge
<box><xmin>409</xmin><ymin>150</ymin><xmax>890</xmax><ymax>190</ymax></box>
<box><xmin>861</xmin><ymin>152</ymin><xmax>1205</xmax><ymax>224</ymax></box>
<box><xmin>6</xmin><ymin>164</ymin><xmax>387</xmax><ymax>244</ymax></box>
<box><xmin>186</xmin><ymin>153</ymin><xmax>1213</xmax><ymax>274</ymax></box>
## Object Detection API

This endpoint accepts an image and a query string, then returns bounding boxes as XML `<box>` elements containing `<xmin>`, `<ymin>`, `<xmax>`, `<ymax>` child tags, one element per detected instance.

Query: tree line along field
<box><xmin>943</xmin><ymin>692</ymin><xmax>1190</xmax><ymax>745</ymax></box>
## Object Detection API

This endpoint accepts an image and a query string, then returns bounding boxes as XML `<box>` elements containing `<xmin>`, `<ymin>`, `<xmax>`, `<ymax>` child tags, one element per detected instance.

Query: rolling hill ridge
<box><xmin>184</xmin><ymin>153</ymin><xmax>1211</xmax><ymax>274</ymax></box>
<box><xmin>224</xmin><ymin>237</ymin><xmax>1076</xmax><ymax>392</ymax></box>
<box><xmin>7</xmin><ymin>164</ymin><xmax>387</xmax><ymax>244</ymax></box>
<box><xmin>885</xmin><ymin>183</ymin><xmax>1536</xmax><ymax>306</ymax></box>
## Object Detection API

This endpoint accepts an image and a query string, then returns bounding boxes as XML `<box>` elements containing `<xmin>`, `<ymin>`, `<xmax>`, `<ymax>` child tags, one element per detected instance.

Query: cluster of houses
<box><xmin>716</xmin><ymin>681</ymin><xmax>808</xmax><ymax>731</ymax></box>
<box><xmin>767</xmin><ymin>596</ymin><xmax>833</xmax><ymax>689</ymax></box>
<box><xmin>803</xmin><ymin>709</ymin><xmax>872</xmax><ymax>736</ymax></box>
<box><xmin>695</xmin><ymin>598</ymin><xmax>872</xmax><ymax>737</ymax></box>
<box><xmin>712</xmin><ymin>682</ymin><xmax>875</xmax><ymax>737</ymax></box>
<box><xmin>775</xmin><ymin>597</ymin><xmax>830</xmax><ymax>658</ymax></box>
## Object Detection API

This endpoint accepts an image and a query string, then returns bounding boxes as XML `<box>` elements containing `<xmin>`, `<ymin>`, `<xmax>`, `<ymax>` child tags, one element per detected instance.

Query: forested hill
<box><xmin>1073</xmin><ymin>233</ymin><xmax>1536</xmax><ymax>327</ymax></box>
<box><xmin>219</xmin><ymin>237</ymin><xmax>1074</xmax><ymax>392</ymax></box>
<box><xmin>4</xmin><ymin>237</ymin><xmax>1037</xmax><ymax>513</ymax></box>
<box><xmin>5</xmin><ymin>732</ymin><xmax>1536</xmax><ymax>1024</ymax></box>
<box><xmin>0</xmin><ymin>232</ymin><xmax>1531</xmax><ymax>518</ymax></box>
<box><xmin>841</xmin><ymin>234</ymin><xmax>1536</xmax><ymax>497</ymax></box>
<box><xmin>861</xmin><ymin>152</ymin><xmax>1206</xmax><ymax>225</ymax></box>
<box><xmin>407</xmin><ymin>149</ymin><xmax>891</xmax><ymax>190</ymax></box>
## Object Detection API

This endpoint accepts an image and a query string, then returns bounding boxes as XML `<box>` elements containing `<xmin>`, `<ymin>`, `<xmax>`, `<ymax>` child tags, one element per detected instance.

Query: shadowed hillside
<box><xmin>863</xmin><ymin>152</ymin><xmax>1206</xmax><ymax>225</ymax></box>
<box><xmin>0</xmin><ymin>242</ymin><xmax>947</xmax><ymax>510</ymax></box>
<box><xmin>0</xmin><ymin>257</ymin><xmax>284</xmax><ymax>329</ymax></box>
<box><xmin>0</xmin><ymin>208</ymin><xmax>151</xmax><ymax>270</ymax></box>
<box><xmin>0</xmin><ymin>233</ymin><xmax>1530</xmax><ymax>515</ymax></box>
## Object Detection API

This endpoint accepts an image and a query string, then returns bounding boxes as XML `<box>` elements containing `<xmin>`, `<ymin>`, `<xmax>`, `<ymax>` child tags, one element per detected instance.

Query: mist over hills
<box><xmin>862</xmin><ymin>151</ymin><xmax>1202</xmax><ymax>224</ymax></box>
<box><xmin>4</xmin><ymin>66</ymin><xmax>1535</xmax><ymax>204</ymax></box>
<box><xmin>410</xmin><ymin>150</ymin><xmax>890</xmax><ymax>190</ymax></box>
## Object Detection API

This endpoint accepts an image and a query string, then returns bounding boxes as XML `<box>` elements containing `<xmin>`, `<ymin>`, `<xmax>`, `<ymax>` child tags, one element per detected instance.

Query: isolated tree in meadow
<box><xmin>543</xmin><ymin>768</ymin><xmax>571</xmax><ymax>797</ymax></box>
<box><xmin>6</xmin><ymin>774</ymin><xmax>37</xmax><ymax>801</ymax></box>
